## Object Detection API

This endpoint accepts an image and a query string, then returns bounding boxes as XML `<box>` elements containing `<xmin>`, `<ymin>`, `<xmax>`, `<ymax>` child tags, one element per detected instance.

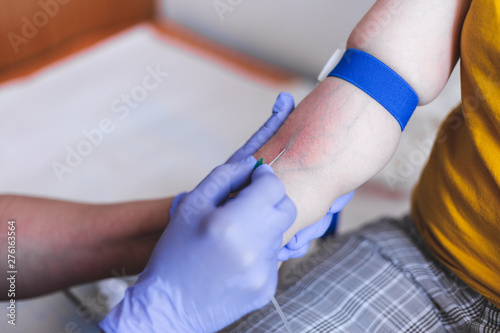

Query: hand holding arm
<box><xmin>226</xmin><ymin>92</ymin><xmax>353</xmax><ymax>259</ymax></box>
<box><xmin>99</xmin><ymin>158</ymin><xmax>297</xmax><ymax>333</ymax></box>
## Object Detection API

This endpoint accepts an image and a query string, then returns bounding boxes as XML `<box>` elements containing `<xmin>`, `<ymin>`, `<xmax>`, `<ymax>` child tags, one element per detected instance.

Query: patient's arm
<box><xmin>256</xmin><ymin>0</ymin><xmax>471</xmax><ymax>243</ymax></box>
<box><xmin>0</xmin><ymin>195</ymin><xmax>173</xmax><ymax>299</ymax></box>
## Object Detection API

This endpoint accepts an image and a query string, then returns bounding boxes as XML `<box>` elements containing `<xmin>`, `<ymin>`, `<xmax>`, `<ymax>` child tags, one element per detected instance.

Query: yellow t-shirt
<box><xmin>412</xmin><ymin>0</ymin><xmax>500</xmax><ymax>308</ymax></box>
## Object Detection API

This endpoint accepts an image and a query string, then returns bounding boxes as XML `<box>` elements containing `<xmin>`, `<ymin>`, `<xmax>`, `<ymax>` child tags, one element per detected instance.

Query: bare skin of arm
<box><xmin>256</xmin><ymin>0</ymin><xmax>471</xmax><ymax>244</ymax></box>
<box><xmin>0</xmin><ymin>195</ymin><xmax>173</xmax><ymax>299</ymax></box>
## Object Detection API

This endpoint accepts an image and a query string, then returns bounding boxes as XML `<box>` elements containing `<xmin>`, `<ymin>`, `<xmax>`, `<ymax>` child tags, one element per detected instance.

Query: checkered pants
<box><xmin>221</xmin><ymin>217</ymin><xmax>500</xmax><ymax>332</ymax></box>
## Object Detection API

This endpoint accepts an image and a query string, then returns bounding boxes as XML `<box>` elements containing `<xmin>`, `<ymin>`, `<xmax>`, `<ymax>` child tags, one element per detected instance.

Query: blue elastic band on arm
<box><xmin>328</xmin><ymin>49</ymin><xmax>418</xmax><ymax>131</ymax></box>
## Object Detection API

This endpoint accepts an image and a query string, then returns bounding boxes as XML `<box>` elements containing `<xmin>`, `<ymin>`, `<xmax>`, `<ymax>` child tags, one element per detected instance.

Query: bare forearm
<box><xmin>0</xmin><ymin>195</ymin><xmax>173</xmax><ymax>299</ymax></box>
<box><xmin>256</xmin><ymin>0</ymin><xmax>470</xmax><ymax>244</ymax></box>
<box><xmin>256</xmin><ymin>78</ymin><xmax>400</xmax><ymax>242</ymax></box>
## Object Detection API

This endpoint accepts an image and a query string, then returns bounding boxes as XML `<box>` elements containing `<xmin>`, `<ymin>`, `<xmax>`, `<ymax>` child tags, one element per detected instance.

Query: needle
<box><xmin>228</xmin><ymin>148</ymin><xmax>288</xmax><ymax>202</ymax></box>
<box><xmin>269</xmin><ymin>148</ymin><xmax>286</xmax><ymax>166</ymax></box>
<box><xmin>253</xmin><ymin>148</ymin><xmax>286</xmax><ymax>170</ymax></box>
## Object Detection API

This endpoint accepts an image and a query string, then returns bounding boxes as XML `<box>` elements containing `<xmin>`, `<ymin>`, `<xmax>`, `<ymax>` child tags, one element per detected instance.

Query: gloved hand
<box><xmin>227</xmin><ymin>92</ymin><xmax>354</xmax><ymax>260</ymax></box>
<box><xmin>170</xmin><ymin>190</ymin><xmax>354</xmax><ymax>262</ymax></box>
<box><xmin>99</xmin><ymin>157</ymin><xmax>297</xmax><ymax>333</ymax></box>
<box><xmin>277</xmin><ymin>191</ymin><xmax>354</xmax><ymax>261</ymax></box>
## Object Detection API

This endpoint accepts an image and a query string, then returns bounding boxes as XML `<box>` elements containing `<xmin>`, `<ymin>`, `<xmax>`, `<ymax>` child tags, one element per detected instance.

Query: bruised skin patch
<box><xmin>263</xmin><ymin>93</ymin><xmax>349</xmax><ymax>172</ymax></box>
<box><xmin>254</xmin><ymin>78</ymin><xmax>360</xmax><ymax>178</ymax></box>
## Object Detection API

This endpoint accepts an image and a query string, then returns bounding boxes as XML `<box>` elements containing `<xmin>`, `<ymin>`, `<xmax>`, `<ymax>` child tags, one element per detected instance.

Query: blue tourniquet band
<box><xmin>328</xmin><ymin>49</ymin><xmax>419</xmax><ymax>131</ymax></box>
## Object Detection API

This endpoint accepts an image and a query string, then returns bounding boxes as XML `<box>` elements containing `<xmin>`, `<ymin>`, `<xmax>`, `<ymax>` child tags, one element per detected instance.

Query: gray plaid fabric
<box><xmin>221</xmin><ymin>216</ymin><xmax>500</xmax><ymax>332</ymax></box>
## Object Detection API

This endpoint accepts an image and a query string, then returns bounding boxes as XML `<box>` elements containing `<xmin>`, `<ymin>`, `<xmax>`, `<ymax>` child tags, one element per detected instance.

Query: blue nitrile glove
<box><xmin>99</xmin><ymin>157</ymin><xmax>297</xmax><ymax>333</ymax></box>
<box><xmin>226</xmin><ymin>92</ymin><xmax>354</xmax><ymax>260</ymax></box>
<box><xmin>276</xmin><ymin>191</ymin><xmax>354</xmax><ymax>261</ymax></box>
<box><xmin>168</xmin><ymin>193</ymin><xmax>354</xmax><ymax>261</ymax></box>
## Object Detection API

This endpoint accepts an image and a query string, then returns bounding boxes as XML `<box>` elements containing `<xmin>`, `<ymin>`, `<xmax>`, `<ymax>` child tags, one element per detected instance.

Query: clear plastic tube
<box><xmin>271</xmin><ymin>296</ymin><xmax>293</xmax><ymax>333</ymax></box>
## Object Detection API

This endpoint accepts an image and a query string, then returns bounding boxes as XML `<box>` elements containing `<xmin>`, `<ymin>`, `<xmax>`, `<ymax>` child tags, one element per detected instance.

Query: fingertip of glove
<box><xmin>277</xmin><ymin>92</ymin><xmax>294</xmax><ymax>101</ymax></box>
<box><xmin>276</xmin><ymin>248</ymin><xmax>290</xmax><ymax>262</ymax></box>
<box><xmin>329</xmin><ymin>191</ymin><xmax>355</xmax><ymax>213</ymax></box>
<box><xmin>273</xmin><ymin>92</ymin><xmax>295</xmax><ymax>115</ymax></box>
<box><xmin>286</xmin><ymin>234</ymin><xmax>300</xmax><ymax>249</ymax></box>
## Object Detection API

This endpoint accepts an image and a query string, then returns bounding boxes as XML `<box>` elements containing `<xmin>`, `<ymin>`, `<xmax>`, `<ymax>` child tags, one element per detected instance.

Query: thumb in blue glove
<box><xmin>277</xmin><ymin>191</ymin><xmax>354</xmax><ymax>261</ymax></box>
<box><xmin>99</xmin><ymin>157</ymin><xmax>297</xmax><ymax>333</ymax></box>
